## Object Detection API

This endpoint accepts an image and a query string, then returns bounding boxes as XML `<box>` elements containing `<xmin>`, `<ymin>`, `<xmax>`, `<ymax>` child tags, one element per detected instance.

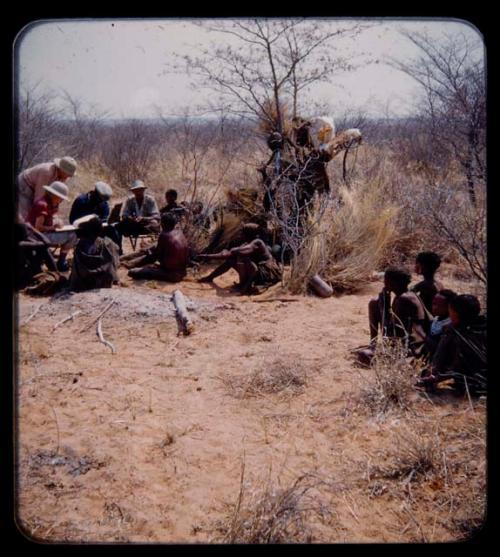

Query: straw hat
<box><xmin>130</xmin><ymin>179</ymin><xmax>147</xmax><ymax>191</ymax></box>
<box><xmin>43</xmin><ymin>181</ymin><xmax>69</xmax><ymax>201</ymax></box>
<box><xmin>94</xmin><ymin>181</ymin><xmax>113</xmax><ymax>199</ymax></box>
<box><xmin>54</xmin><ymin>156</ymin><xmax>77</xmax><ymax>177</ymax></box>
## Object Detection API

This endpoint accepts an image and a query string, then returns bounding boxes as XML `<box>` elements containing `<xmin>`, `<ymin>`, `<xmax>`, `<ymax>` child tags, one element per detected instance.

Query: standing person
<box><xmin>118</xmin><ymin>180</ymin><xmax>161</xmax><ymax>239</ymax></box>
<box><xmin>26</xmin><ymin>181</ymin><xmax>76</xmax><ymax>272</ymax></box>
<box><xmin>17</xmin><ymin>156</ymin><xmax>77</xmax><ymax>221</ymax></box>
<box><xmin>411</xmin><ymin>251</ymin><xmax>444</xmax><ymax>314</ymax></box>
<box><xmin>127</xmin><ymin>212</ymin><xmax>189</xmax><ymax>282</ymax></box>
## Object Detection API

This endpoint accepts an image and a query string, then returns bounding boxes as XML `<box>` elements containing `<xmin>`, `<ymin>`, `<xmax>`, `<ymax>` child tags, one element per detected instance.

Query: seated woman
<box><xmin>69</xmin><ymin>216</ymin><xmax>120</xmax><ymax>291</ymax></box>
<box><xmin>197</xmin><ymin>223</ymin><xmax>282</xmax><ymax>295</ymax></box>
<box><xmin>417</xmin><ymin>294</ymin><xmax>487</xmax><ymax>395</ymax></box>
<box><xmin>26</xmin><ymin>181</ymin><xmax>77</xmax><ymax>272</ymax></box>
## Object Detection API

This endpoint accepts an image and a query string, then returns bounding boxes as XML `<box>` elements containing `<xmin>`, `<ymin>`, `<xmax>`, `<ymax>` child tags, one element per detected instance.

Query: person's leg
<box><xmin>128</xmin><ymin>264</ymin><xmax>184</xmax><ymax>282</ymax></box>
<box><xmin>368</xmin><ymin>297</ymin><xmax>381</xmax><ymax>342</ymax></box>
<box><xmin>234</xmin><ymin>257</ymin><xmax>258</xmax><ymax>293</ymax></box>
<box><xmin>199</xmin><ymin>256</ymin><xmax>236</xmax><ymax>282</ymax></box>
<box><xmin>122</xmin><ymin>251</ymin><xmax>156</xmax><ymax>269</ymax></box>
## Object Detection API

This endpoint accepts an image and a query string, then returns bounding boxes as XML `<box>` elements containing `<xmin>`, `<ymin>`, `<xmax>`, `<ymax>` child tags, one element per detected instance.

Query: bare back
<box><xmin>157</xmin><ymin>229</ymin><xmax>189</xmax><ymax>273</ymax></box>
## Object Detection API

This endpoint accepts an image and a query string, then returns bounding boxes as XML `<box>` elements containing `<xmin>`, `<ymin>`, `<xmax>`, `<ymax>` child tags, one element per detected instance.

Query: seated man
<box><xmin>26</xmin><ymin>181</ymin><xmax>76</xmax><ymax>272</ymax></box>
<box><xmin>197</xmin><ymin>223</ymin><xmax>282</xmax><ymax>294</ymax></box>
<box><xmin>117</xmin><ymin>180</ymin><xmax>161</xmax><ymax>239</ymax></box>
<box><xmin>358</xmin><ymin>266</ymin><xmax>429</xmax><ymax>365</ymax></box>
<box><xmin>411</xmin><ymin>251</ymin><xmax>444</xmax><ymax>314</ymax></box>
<box><xmin>15</xmin><ymin>222</ymin><xmax>57</xmax><ymax>290</ymax></box>
<box><xmin>69</xmin><ymin>181</ymin><xmax>122</xmax><ymax>253</ymax></box>
<box><xmin>69</xmin><ymin>181</ymin><xmax>113</xmax><ymax>224</ymax></box>
<box><xmin>127</xmin><ymin>212</ymin><xmax>189</xmax><ymax>282</ymax></box>
<box><xmin>418</xmin><ymin>295</ymin><xmax>487</xmax><ymax>395</ymax></box>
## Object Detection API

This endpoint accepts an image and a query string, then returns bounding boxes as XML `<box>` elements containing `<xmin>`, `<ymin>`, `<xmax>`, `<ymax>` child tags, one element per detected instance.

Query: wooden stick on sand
<box><xmin>52</xmin><ymin>310</ymin><xmax>82</xmax><ymax>332</ymax></box>
<box><xmin>96</xmin><ymin>318</ymin><xmax>116</xmax><ymax>354</ymax></box>
<box><xmin>79</xmin><ymin>300</ymin><xmax>115</xmax><ymax>333</ymax></box>
<box><xmin>172</xmin><ymin>289</ymin><xmax>194</xmax><ymax>335</ymax></box>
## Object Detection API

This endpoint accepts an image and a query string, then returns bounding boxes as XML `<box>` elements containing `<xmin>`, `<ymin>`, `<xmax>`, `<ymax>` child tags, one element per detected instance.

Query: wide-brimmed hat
<box><xmin>94</xmin><ymin>181</ymin><xmax>113</xmax><ymax>199</ymax></box>
<box><xmin>54</xmin><ymin>156</ymin><xmax>77</xmax><ymax>177</ymax></box>
<box><xmin>130</xmin><ymin>179</ymin><xmax>147</xmax><ymax>191</ymax></box>
<box><xmin>43</xmin><ymin>181</ymin><xmax>69</xmax><ymax>201</ymax></box>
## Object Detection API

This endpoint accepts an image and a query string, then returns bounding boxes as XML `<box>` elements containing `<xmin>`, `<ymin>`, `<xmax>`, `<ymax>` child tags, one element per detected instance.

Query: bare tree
<box><xmin>181</xmin><ymin>19</ymin><xmax>367</xmax><ymax>132</ymax></box>
<box><xmin>16</xmin><ymin>83</ymin><xmax>64</xmax><ymax>170</ymax></box>
<box><xmin>392</xmin><ymin>29</ymin><xmax>486</xmax><ymax>205</ymax></box>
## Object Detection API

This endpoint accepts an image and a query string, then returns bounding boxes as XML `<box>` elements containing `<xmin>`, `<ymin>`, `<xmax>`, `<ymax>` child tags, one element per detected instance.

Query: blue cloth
<box><xmin>69</xmin><ymin>192</ymin><xmax>110</xmax><ymax>224</ymax></box>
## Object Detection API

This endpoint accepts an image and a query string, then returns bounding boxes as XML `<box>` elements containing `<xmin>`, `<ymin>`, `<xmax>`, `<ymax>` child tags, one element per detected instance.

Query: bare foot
<box><xmin>198</xmin><ymin>276</ymin><xmax>213</xmax><ymax>283</ymax></box>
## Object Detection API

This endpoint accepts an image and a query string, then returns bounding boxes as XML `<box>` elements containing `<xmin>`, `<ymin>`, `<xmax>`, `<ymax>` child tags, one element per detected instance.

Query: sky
<box><xmin>14</xmin><ymin>18</ymin><xmax>484</xmax><ymax>120</ymax></box>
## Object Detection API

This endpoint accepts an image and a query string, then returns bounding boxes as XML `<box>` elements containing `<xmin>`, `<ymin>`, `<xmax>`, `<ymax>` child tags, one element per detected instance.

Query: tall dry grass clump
<box><xmin>288</xmin><ymin>182</ymin><xmax>400</xmax><ymax>294</ymax></box>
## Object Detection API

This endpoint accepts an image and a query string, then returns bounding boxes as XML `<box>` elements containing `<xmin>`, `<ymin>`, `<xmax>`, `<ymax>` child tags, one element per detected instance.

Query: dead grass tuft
<box><xmin>220</xmin><ymin>358</ymin><xmax>308</xmax><ymax>399</ymax></box>
<box><xmin>358</xmin><ymin>338</ymin><xmax>420</xmax><ymax>414</ymax></box>
<box><xmin>213</xmin><ymin>466</ymin><xmax>329</xmax><ymax>543</ymax></box>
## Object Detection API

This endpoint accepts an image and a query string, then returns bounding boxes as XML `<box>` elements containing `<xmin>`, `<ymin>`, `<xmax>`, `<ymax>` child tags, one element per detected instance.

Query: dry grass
<box><xmin>287</xmin><ymin>183</ymin><xmax>400</xmax><ymax>294</ymax></box>
<box><xmin>213</xmin><ymin>465</ymin><xmax>329</xmax><ymax>543</ymax></box>
<box><xmin>358</xmin><ymin>338</ymin><xmax>420</xmax><ymax>415</ymax></box>
<box><xmin>220</xmin><ymin>358</ymin><xmax>308</xmax><ymax>399</ymax></box>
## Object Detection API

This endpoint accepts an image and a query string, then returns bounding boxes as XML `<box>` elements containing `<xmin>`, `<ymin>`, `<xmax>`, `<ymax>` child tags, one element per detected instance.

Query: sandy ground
<box><xmin>15</xmin><ymin>263</ymin><xmax>486</xmax><ymax>543</ymax></box>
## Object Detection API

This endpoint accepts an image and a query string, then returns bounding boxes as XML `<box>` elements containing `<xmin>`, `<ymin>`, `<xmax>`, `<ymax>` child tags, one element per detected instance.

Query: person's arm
<box><xmin>197</xmin><ymin>249</ymin><xmax>232</xmax><ymax>260</ymax></box>
<box><xmin>99</xmin><ymin>201</ymin><xmax>110</xmax><ymax>223</ymax></box>
<box><xmin>120</xmin><ymin>198</ymin><xmax>134</xmax><ymax>220</ymax></box>
<box><xmin>34</xmin><ymin>214</ymin><xmax>55</xmax><ymax>233</ymax></box>
<box><xmin>230</xmin><ymin>239</ymin><xmax>266</xmax><ymax>257</ymax></box>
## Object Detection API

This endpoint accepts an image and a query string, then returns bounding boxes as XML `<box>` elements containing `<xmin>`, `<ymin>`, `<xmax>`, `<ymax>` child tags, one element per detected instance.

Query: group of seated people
<box><xmin>15</xmin><ymin>158</ymin><xmax>486</xmax><ymax>397</ymax></box>
<box><xmin>356</xmin><ymin>251</ymin><xmax>487</xmax><ymax>396</ymax></box>
<box><xmin>15</xmin><ymin>157</ymin><xmax>284</xmax><ymax>296</ymax></box>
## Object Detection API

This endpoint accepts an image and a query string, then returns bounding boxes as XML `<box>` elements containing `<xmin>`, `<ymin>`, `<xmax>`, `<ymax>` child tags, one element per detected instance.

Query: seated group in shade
<box><xmin>356</xmin><ymin>251</ymin><xmax>486</xmax><ymax>396</ymax></box>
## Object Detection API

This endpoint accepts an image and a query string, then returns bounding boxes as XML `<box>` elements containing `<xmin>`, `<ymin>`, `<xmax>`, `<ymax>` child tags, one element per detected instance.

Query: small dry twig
<box><xmin>22</xmin><ymin>304</ymin><xmax>44</xmax><ymax>326</ymax></box>
<box><xmin>51</xmin><ymin>310</ymin><xmax>82</xmax><ymax>332</ymax></box>
<box><xmin>79</xmin><ymin>300</ymin><xmax>115</xmax><ymax>333</ymax></box>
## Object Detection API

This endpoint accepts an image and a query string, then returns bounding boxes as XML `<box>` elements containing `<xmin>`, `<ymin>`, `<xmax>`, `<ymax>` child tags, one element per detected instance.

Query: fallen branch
<box><xmin>79</xmin><ymin>300</ymin><xmax>115</xmax><ymax>333</ymax></box>
<box><xmin>22</xmin><ymin>304</ymin><xmax>44</xmax><ymax>326</ymax></box>
<box><xmin>172</xmin><ymin>289</ymin><xmax>194</xmax><ymax>335</ymax></box>
<box><xmin>52</xmin><ymin>310</ymin><xmax>82</xmax><ymax>332</ymax></box>
<box><xmin>249</xmin><ymin>298</ymin><xmax>300</xmax><ymax>303</ymax></box>
<box><xmin>96</xmin><ymin>318</ymin><xmax>116</xmax><ymax>354</ymax></box>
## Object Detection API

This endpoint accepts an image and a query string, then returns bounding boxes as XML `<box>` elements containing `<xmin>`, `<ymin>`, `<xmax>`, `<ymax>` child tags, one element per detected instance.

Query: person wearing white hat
<box><xmin>69</xmin><ymin>181</ymin><xmax>113</xmax><ymax>224</ymax></box>
<box><xmin>26</xmin><ymin>181</ymin><xmax>76</xmax><ymax>272</ymax></box>
<box><xmin>118</xmin><ymin>179</ymin><xmax>160</xmax><ymax>240</ymax></box>
<box><xmin>17</xmin><ymin>156</ymin><xmax>77</xmax><ymax>222</ymax></box>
